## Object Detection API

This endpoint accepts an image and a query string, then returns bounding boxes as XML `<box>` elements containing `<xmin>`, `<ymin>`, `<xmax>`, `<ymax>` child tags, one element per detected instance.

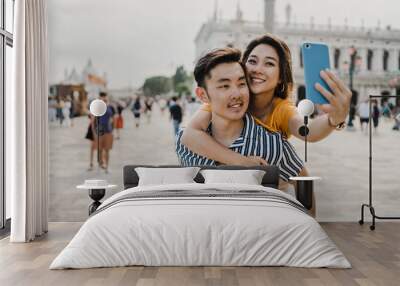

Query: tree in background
<box><xmin>172</xmin><ymin>66</ymin><xmax>193</xmax><ymax>97</ymax></box>
<box><xmin>175</xmin><ymin>82</ymin><xmax>190</xmax><ymax>97</ymax></box>
<box><xmin>142</xmin><ymin>76</ymin><xmax>172</xmax><ymax>97</ymax></box>
<box><xmin>172</xmin><ymin>66</ymin><xmax>188</xmax><ymax>89</ymax></box>
<box><xmin>141</xmin><ymin>66</ymin><xmax>194</xmax><ymax>97</ymax></box>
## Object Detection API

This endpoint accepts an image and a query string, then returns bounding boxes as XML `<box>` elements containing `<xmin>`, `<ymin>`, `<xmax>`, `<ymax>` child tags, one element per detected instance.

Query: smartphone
<box><xmin>301</xmin><ymin>42</ymin><xmax>331</xmax><ymax>104</ymax></box>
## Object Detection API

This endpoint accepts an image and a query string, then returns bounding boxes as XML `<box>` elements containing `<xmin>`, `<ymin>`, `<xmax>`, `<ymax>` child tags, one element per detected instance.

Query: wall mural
<box><xmin>48</xmin><ymin>0</ymin><xmax>400</xmax><ymax>222</ymax></box>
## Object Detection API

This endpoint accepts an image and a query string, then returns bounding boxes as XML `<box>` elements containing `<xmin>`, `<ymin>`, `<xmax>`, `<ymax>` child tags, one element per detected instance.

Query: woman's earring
<box><xmin>280</xmin><ymin>83</ymin><xmax>285</xmax><ymax>93</ymax></box>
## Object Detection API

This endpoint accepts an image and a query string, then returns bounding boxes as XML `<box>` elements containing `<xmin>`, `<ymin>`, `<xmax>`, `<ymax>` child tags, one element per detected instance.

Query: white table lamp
<box><xmin>297</xmin><ymin>99</ymin><xmax>314</xmax><ymax>162</ymax></box>
<box><xmin>90</xmin><ymin>99</ymin><xmax>107</xmax><ymax>117</ymax></box>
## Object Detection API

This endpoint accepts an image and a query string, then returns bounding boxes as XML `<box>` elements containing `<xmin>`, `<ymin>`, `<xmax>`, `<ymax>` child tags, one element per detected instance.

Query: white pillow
<box><xmin>200</xmin><ymin>169</ymin><xmax>266</xmax><ymax>185</ymax></box>
<box><xmin>135</xmin><ymin>167</ymin><xmax>200</xmax><ymax>186</ymax></box>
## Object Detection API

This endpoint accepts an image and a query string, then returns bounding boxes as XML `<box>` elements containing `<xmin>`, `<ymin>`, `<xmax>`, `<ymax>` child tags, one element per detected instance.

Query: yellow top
<box><xmin>201</xmin><ymin>98</ymin><xmax>296</xmax><ymax>138</ymax></box>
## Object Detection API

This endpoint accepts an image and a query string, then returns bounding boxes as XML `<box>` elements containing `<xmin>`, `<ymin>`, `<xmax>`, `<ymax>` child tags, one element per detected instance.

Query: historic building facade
<box><xmin>195</xmin><ymin>0</ymin><xmax>400</xmax><ymax>103</ymax></box>
<box><xmin>49</xmin><ymin>59</ymin><xmax>108</xmax><ymax>115</ymax></box>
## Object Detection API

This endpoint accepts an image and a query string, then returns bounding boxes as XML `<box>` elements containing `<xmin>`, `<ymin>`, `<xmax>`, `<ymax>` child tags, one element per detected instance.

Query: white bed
<box><xmin>50</xmin><ymin>183</ymin><xmax>351</xmax><ymax>269</ymax></box>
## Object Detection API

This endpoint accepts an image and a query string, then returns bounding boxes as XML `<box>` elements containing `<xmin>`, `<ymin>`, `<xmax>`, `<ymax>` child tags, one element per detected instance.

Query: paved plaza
<box><xmin>49</xmin><ymin>106</ymin><xmax>400</xmax><ymax>222</ymax></box>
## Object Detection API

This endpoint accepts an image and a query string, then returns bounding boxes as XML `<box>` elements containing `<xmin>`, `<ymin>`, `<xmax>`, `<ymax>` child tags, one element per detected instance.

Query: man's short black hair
<box><xmin>194</xmin><ymin>47</ymin><xmax>242</xmax><ymax>88</ymax></box>
<box><xmin>99</xmin><ymin>92</ymin><xmax>107</xmax><ymax>97</ymax></box>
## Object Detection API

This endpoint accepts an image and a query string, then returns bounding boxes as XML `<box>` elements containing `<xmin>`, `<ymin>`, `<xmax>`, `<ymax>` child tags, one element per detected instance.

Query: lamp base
<box><xmin>298</xmin><ymin>126</ymin><xmax>309</xmax><ymax>136</ymax></box>
<box><xmin>88</xmin><ymin>188</ymin><xmax>105</xmax><ymax>215</ymax></box>
<box><xmin>296</xmin><ymin>180</ymin><xmax>313</xmax><ymax>210</ymax></box>
<box><xmin>290</xmin><ymin>177</ymin><xmax>320</xmax><ymax>211</ymax></box>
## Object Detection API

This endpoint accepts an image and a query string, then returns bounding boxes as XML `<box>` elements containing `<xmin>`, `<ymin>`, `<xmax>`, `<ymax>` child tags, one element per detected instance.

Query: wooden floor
<box><xmin>0</xmin><ymin>222</ymin><xmax>399</xmax><ymax>286</ymax></box>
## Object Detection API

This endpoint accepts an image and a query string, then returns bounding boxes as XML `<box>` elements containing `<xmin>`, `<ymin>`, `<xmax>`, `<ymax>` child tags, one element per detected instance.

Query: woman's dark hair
<box><xmin>242</xmin><ymin>34</ymin><xmax>294</xmax><ymax>99</ymax></box>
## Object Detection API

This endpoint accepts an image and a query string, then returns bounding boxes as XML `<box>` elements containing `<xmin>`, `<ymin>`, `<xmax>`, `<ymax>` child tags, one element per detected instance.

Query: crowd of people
<box><xmin>48</xmin><ymin>86</ymin><xmax>400</xmax><ymax>178</ymax></box>
<box><xmin>357</xmin><ymin>98</ymin><xmax>400</xmax><ymax>133</ymax></box>
<box><xmin>48</xmin><ymin>88</ymin><xmax>400</xmax><ymax>179</ymax></box>
<box><xmin>48</xmin><ymin>95</ymin><xmax>75</xmax><ymax>127</ymax></box>
<box><xmin>72</xmin><ymin>91</ymin><xmax>195</xmax><ymax>173</ymax></box>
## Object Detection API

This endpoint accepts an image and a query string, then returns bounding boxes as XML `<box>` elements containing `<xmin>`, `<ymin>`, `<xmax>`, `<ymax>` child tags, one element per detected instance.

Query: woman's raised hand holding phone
<box><xmin>315</xmin><ymin>69</ymin><xmax>352</xmax><ymax>126</ymax></box>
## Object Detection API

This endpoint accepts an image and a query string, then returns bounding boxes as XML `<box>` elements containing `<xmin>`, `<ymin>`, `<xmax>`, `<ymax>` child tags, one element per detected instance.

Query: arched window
<box><xmin>383</xmin><ymin>50</ymin><xmax>389</xmax><ymax>71</ymax></box>
<box><xmin>334</xmin><ymin>48</ymin><xmax>340</xmax><ymax>69</ymax></box>
<box><xmin>367</xmin><ymin>49</ymin><xmax>373</xmax><ymax>70</ymax></box>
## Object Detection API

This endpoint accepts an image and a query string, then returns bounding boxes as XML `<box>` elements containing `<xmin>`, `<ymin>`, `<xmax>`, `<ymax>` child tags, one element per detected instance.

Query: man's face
<box><xmin>100</xmin><ymin>96</ymin><xmax>108</xmax><ymax>104</ymax></box>
<box><xmin>203</xmin><ymin>62</ymin><xmax>249</xmax><ymax>121</ymax></box>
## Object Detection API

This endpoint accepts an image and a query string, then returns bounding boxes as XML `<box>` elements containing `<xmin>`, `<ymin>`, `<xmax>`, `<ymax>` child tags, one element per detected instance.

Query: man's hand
<box><xmin>315</xmin><ymin>69</ymin><xmax>352</xmax><ymax>125</ymax></box>
<box><xmin>237</xmin><ymin>156</ymin><xmax>268</xmax><ymax>166</ymax></box>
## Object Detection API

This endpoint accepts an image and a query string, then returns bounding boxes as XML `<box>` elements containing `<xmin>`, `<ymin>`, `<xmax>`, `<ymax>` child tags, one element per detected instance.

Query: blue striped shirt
<box><xmin>175</xmin><ymin>113</ymin><xmax>304</xmax><ymax>181</ymax></box>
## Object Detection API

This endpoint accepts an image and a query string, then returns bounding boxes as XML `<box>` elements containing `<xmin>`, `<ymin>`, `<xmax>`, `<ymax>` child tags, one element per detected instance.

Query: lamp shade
<box><xmin>297</xmin><ymin>99</ymin><xmax>314</xmax><ymax>117</ymax></box>
<box><xmin>89</xmin><ymin>99</ymin><xmax>107</xmax><ymax>117</ymax></box>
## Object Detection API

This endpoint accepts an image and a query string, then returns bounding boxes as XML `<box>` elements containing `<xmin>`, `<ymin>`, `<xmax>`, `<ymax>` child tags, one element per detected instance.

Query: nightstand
<box><xmin>289</xmin><ymin>176</ymin><xmax>321</xmax><ymax>210</ymax></box>
<box><xmin>77</xmin><ymin>180</ymin><xmax>117</xmax><ymax>215</ymax></box>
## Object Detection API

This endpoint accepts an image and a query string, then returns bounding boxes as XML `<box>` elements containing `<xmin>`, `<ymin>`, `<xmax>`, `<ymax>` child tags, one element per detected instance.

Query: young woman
<box><xmin>181</xmin><ymin>34</ymin><xmax>352</xmax><ymax>166</ymax></box>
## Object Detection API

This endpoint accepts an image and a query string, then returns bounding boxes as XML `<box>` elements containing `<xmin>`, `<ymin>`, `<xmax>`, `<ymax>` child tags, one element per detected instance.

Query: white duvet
<box><xmin>50</xmin><ymin>183</ymin><xmax>351</xmax><ymax>269</ymax></box>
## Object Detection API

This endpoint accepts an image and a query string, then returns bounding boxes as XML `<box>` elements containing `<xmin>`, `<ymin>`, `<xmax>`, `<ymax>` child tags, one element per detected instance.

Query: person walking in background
<box><xmin>56</xmin><ymin>97</ymin><xmax>65</xmax><ymax>126</ymax></box>
<box><xmin>358</xmin><ymin>99</ymin><xmax>370</xmax><ymax>133</ymax></box>
<box><xmin>63</xmin><ymin>98</ymin><xmax>72</xmax><ymax>127</ymax></box>
<box><xmin>371</xmin><ymin>100</ymin><xmax>380</xmax><ymax>133</ymax></box>
<box><xmin>381</xmin><ymin>101</ymin><xmax>391</xmax><ymax>121</ymax></box>
<box><xmin>48</xmin><ymin>96</ymin><xmax>57</xmax><ymax>124</ymax></box>
<box><xmin>169</xmin><ymin>96</ymin><xmax>183</xmax><ymax>136</ymax></box>
<box><xmin>392</xmin><ymin>105</ymin><xmax>400</xmax><ymax>131</ymax></box>
<box><xmin>131</xmin><ymin>96</ymin><xmax>142</xmax><ymax>128</ymax></box>
<box><xmin>115</xmin><ymin>103</ymin><xmax>124</xmax><ymax>139</ymax></box>
<box><xmin>69</xmin><ymin>95</ymin><xmax>75</xmax><ymax>127</ymax></box>
<box><xmin>97</xmin><ymin>92</ymin><xmax>116</xmax><ymax>173</ymax></box>
<box><xmin>85</xmin><ymin>112</ymin><xmax>97</xmax><ymax>171</ymax></box>
<box><xmin>144</xmin><ymin>97</ymin><xmax>153</xmax><ymax>123</ymax></box>
<box><xmin>158</xmin><ymin>97</ymin><xmax>167</xmax><ymax>115</ymax></box>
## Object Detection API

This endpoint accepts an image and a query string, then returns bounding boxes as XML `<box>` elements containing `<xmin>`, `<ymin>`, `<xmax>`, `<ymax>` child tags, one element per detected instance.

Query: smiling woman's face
<box><xmin>245</xmin><ymin>44</ymin><xmax>280</xmax><ymax>97</ymax></box>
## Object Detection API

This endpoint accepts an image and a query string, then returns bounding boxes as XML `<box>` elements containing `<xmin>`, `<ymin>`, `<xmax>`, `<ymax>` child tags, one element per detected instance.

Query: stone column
<box><xmin>359</xmin><ymin>85</ymin><xmax>367</xmax><ymax>100</ymax></box>
<box><xmin>329</xmin><ymin>46</ymin><xmax>335</xmax><ymax>71</ymax></box>
<box><xmin>358</xmin><ymin>47</ymin><xmax>368</xmax><ymax>73</ymax></box>
<box><xmin>291</xmin><ymin>44</ymin><xmax>301</xmax><ymax>70</ymax></box>
<box><xmin>341</xmin><ymin>47</ymin><xmax>349</xmax><ymax>68</ymax></box>
<box><xmin>388</xmin><ymin>49</ymin><xmax>397</xmax><ymax>72</ymax></box>
<box><xmin>264</xmin><ymin>0</ymin><xmax>275</xmax><ymax>33</ymax></box>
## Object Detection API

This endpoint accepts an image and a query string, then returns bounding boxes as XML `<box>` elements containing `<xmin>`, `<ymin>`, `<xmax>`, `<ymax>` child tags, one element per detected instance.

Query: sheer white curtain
<box><xmin>7</xmin><ymin>0</ymin><xmax>49</xmax><ymax>242</ymax></box>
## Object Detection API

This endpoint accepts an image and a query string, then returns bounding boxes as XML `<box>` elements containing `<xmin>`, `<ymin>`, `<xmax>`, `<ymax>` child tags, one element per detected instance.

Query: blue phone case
<box><xmin>301</xmin><ymin>42</ymin><xmax>331</xmax><ymax>104</ymax></box>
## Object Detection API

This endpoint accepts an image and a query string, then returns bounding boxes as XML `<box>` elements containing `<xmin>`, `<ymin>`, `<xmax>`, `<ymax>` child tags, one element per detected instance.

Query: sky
<box><xmin>48</xmin><ymin>0</ymin><xmax>400</xmax><ymax>89</ymax></box>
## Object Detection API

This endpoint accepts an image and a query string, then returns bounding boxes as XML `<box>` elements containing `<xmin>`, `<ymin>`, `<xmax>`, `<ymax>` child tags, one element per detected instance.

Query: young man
<box><xmin>175</xmin><ymin>48</ymin><xmax>305</xmax><ymax>183</ymax></box>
